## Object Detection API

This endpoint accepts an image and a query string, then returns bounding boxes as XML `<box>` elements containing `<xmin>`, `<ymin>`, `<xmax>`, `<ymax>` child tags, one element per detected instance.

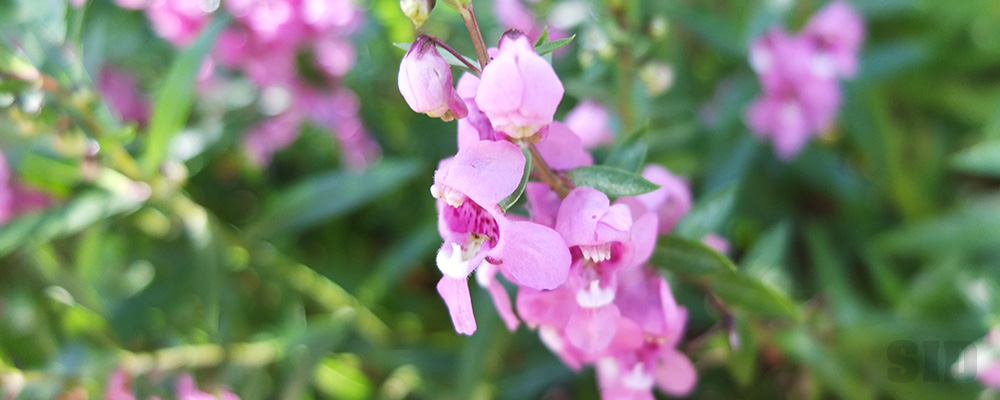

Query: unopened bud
<box><xmin>398</xmin><ymin>35</ymin><xmax>468</xmax><ymax>121</ymax></box>
<box><xmin>401</xmin><ymin>0</ymin><xmax>435</xmax><ymax>27</ymax></box>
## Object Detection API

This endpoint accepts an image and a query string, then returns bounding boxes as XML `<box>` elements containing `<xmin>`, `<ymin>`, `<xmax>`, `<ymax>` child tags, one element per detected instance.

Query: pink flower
<box><xmin>98</xmin><ymin>66</ymin><xmax>150</xmax><ymax>126</ymax></box>
<box><xmin>956</xmin><ymin>327</ymin><xmax>1000</xmax><ymax>388</ymax></box>
<box><xmin>243</xmin><ymin>112</ymin><xmax>302</xmax><ymax>166</ymax></box>
<box><xmin>802</xmin><ymin>1</ymin><xmax>865</xmax><ymax>79</ymax></box>
<box><xmin>565</xmin><ymin>100</ymin><xmax>614</xmax><ymax>148</ymax></box>
<box><xmin>146</xmin><ymin>0</ymin><xmax>212</xmax><ymax>47</ymax></box>
<box><xmin>456</xmin><ymin>73</ymin><xmax>500</xmax><ymax>147</ymax></box>
<box><xmin>555</xmin><ymin>187</ymin><xmax>633</xmax><ymax>265</ymax></box>
<box><xmin>432</xmin><ymin>140</ymin><xmax>570</xmax><ymax>334</ymax></box>
<box><xmin>618</xmin><ymin>165</ymin><xmax>691</xmax><ymax>234</ymax></box>
<box><xmin>104</xmin><ymin>369</ymin><xmax>136</xmax><ymax>400</ymax></box>
<box><xmin>398</xmin><ymin>36</ymin><xmax>468</xmax><ymax>122</ymax></box>
<box><xmin>475</xmin><ymin>32</ymin><xmax>564</xmax><ymax>140</ymax></box>
<box><xmin>745</xmin><ymin>29</ymin><xmax>840</xmax><ymax>159</ymax></box>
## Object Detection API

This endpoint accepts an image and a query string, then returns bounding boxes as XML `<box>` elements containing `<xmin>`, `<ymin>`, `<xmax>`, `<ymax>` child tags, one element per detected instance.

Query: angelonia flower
<box><xmin>116</xmin><ymin>0</ymin><xmax>380</xmax><ymax>169</ymax></box>
<box><xmin>398</xmin><ymin>36</ymin><xmax>469</xmax><ymax>122</ymax></box>
<box><xmin>105</xmin><ymin>370</ymin><xmax>240</xmax><ymax>400</ymax></box>
<box><xmin>745</xmin><ymin>1</ymin><xmax>863</xmax><ymax>160</ymax></box>
<box><xmin>954</xmin><ymin>327</ymin><xmax>1000</xmax><ymax>388</ymax></box>
<box><xmin>476</xmin><ymin>31</ymin><xmax>564</xmax><ymax>140</ymax></box>
<box><xmin>401</xmin><ymin>22</ymin><xmax>697</xmax><ymax>397</ymax></box>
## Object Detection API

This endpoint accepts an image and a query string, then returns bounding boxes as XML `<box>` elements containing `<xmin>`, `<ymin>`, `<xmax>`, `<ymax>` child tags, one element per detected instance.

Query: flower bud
<box><xmin>401</xmin><ymin>0</ymin><xmax>435</xmax><ymax>28</ymax></box>
<box><xmin>398</xmin><ymin>35</ymin><xmax>469</xmax><ymax>121</ymax></box>
<box><xmin>475</xmin><ymin>30</ymin><xmax>564</xmax><ymax>140</ymax></box>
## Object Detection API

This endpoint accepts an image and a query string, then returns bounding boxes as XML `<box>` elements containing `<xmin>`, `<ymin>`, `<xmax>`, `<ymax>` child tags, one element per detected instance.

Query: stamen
<box><xmin>579</xmin><ymin>243</ymin><xmax>612</xmax><ymax>263</ymax></box>
<box><xmin>430</xmin><ymin>183</ymin><xmax>465</xmax><ymax>207</ymax></box>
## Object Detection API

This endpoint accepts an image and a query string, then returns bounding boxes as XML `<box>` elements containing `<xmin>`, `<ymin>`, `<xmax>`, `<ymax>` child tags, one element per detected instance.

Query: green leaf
<box><xmin>566</xmin><ymin>165</ymin><xmax>659</xmax><ymax>197</ymax></box>
<box><xmin>650</xmin><ymin>234</ymin><xmax>736</xmax><ymax>276</ymax></box>
<box><xmin>0</xmin><ymin>190</ymin><xmax>144</xmax><ymax>258</ymax></box>
<box><xmin>393</xmin><ymin>42</ymin><xmax>478</xmax><ymax>71</ymax></box>
<box><xmin>674</xmin><ymin>184</ymin><xmax>738</xmax><ymax>240</ymax></box>
<box><xmin>534</xmin><ymin>34</ymin><xmax>576</xmax><ymax>57</ymax></box>
<box><xmin>951</xmin><ymin>139</ymin><xmax>1000</xmax><ymax>177</ymax></box>
<box><xmin>534</xmin><ymin>26</ymin><xmax>550</xmax><ymax>48</ymax></box>
<box><xmin>711</xmin><ymin>272</ymin><xmax>800</xmax><ymax>319</ymax></box>
<box><xmin>247</xmin><ymin>160</ymin><xmax>421</xmax><ymax>239</ymax></box>
<box><xmin>603</xmin><ymin>140</ymin><xmax>648</xmax><ymax>174</ymax></box>
<box><xmin>140</xmin><ymin>16</ymin><xmax>228</xmax><ymax>176</ymax></box>
<box><xmin>741</xmin><ymin>221</ymin><xmax>792</xmax><ymax>293</ymax></box>
<box><xmin>499</xmin><ymin>146</ymin><xmax>531</xmax><ymax>212</ymax></box>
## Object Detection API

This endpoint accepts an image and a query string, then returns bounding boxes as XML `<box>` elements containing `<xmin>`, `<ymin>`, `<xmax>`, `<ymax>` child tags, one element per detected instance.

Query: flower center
<box><xmin>579</xmin><ymin>243</ymin><xmax>612</xmax><ymax>263</ymax></box>
<box><xmin>430</xmin><ymin>183</ymin><xmax>465</xmax><ymax>207</ymax></box>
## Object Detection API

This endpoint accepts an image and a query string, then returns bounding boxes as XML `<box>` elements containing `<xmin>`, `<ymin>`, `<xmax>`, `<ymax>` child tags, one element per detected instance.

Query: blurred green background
<box><xmin>2</xmin><ymin>0</ymin><xmax>1000</xmax><ymax>398</ymax></box>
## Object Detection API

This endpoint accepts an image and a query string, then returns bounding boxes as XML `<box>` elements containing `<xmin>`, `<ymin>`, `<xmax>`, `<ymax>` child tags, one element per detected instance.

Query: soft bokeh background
<box><xmin>2</xmin><ymin>0</ymin><xmax>1000</xmax><ymax>398</ymax></box>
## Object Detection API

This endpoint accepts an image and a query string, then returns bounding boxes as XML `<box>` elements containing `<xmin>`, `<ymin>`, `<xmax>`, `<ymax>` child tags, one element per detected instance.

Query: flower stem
<box><xmin>458</xmin><ymin>4</ymin><xmax>490</xmax><ymax>69</ymax></box>
<box><xmin>523</xmin><ymin>140</ymin><xmax>571</xmax><ymax>198</ymax></box>
<box><xmin>428</xmin><ymin>35</ymin><xmax>482</xmax><ymax>75</ymax></box>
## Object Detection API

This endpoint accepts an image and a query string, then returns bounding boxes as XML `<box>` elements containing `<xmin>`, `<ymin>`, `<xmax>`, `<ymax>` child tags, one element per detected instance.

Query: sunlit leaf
<box><xmin>566</xmin><ymin>165</ymin><xmax>659</xmax><ymax>197</ymax></box>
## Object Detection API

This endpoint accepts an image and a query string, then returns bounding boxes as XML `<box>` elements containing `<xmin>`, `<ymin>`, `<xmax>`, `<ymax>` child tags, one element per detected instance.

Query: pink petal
<box><xmin>494</xmin><ymin>220</ymin><xmax>570</xmax><ymax>289</ymax></box>
<box><xmin>566</xmin><ymin>305</ymin><xmax>620</xmax><ymax>354</ymax></box>
<box><xmin>525</xmin><ymin>182</ymin><xmax>561</xmax><ymax>227</ymax></box>
<box><xmin>480</xmin><ymin>269</ymin><xmax>520</xmax><ymax>331</ymax></box>
<box><xmin>534</xmin><ymin>122</ymin><xmax>593</xmax><ymax>170</ymax></box>
<box><xmin>516</xmin><ymin>287</ymin><xmax>574</xmax><ymax>327</ymax></box>
<box><xmin>556</xmin><ymin>187</ymin><xmax>610</xmax><ymax>246</ymax></box>
<box><xmin>436</xmin><ymin>140</ymin><xmax>526</xmax><ymax>207</ymax></box>
<box><xmin>654</xmin><ymin>349</ymin><xmax>697</xmax><ymax>396</ymax></box>
<box><xmin>437</xmin><ymin>277</ymin><xmax>477</xmax><ymax>335</ymax></box>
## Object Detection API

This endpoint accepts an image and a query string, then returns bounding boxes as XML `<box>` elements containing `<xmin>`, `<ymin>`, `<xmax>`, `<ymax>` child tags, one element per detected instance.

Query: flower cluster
<box><xmin>106</xmin><ymin>370</ymin><xmax>239</xmax><ymax>400</ymax></box>
<box><xmin>399</xmin><ymin>27</ymin><xmax>696</xmax><ymax>398</ymax></box>
<box><xmin>113</xmin><ymin>0</ymin><xmax>380</xmax><ymax>169</ymax></box>
<box><xmin>745</xmin><ymin>1</ymin><xmax>864</xmax><ymax>160</ymax></box>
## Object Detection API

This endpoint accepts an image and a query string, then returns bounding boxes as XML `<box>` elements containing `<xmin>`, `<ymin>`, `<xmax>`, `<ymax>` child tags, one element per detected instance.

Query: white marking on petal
<box><xmin>474</xmin><ymin>260</ymin><xmax>494</xmax><ymax>288</ymax></box>
<box><xmin>437</xmin><ymin>242</ymin><xmax>473</xmax><ymax>279</ymax></box>
<box><xmin>576</xmin><ymin>280</ymin><xmax>615</xmax><ymax>308</ymax></box>
<box><xmin>622</xmin><ymin>363</ymin><xmax>655</xmax><ymax>390</ymax></box>
<box><xmin>539</xmin><ymin>326</ymin><xmax>565</xmax><ymax>353</ymax></box>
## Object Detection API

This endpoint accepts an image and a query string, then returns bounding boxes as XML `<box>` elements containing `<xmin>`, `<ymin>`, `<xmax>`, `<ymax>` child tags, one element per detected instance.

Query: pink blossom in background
<box><xmin>492</xmin><ymin>0</ymin><xmax>569</xmax><ymax>44</ymax></box>
<box><xmin>105</xmin><ymin>371</ymin><xmax>240</xmax><ymax>400</ymax></box>
<box><xmin>243</xmin><ymin>111</ymin><xmax>302</xmax><ymax>166</ymax></box>
<box><xmin>115</xmin><ymin>0</ymin><xmax>381</xmax><ymax>170</ymax></box>
<box><xmin>146</xmin><ymin>0</ymin><xmax>212</xmax><ymax>47</ymax></box>
<box><xmin>98</xmin><ymin>66</ymin><xmax>150</xmax><ymax>126</ymax></box>
<box><xmin>745</xmin><ymin>1</ymin><xmax>863</xmax><ymax>160</ymax></box>
<box><xmin>802</xmin><ymin>0</ymin><xmax>865</xmax><ymax>79</ymax></box>
<box><xmin>565</xmin><ymin>100</ymin><xmax>614</xmax><ymax>148</ymax></box>
<box><xmin>618</xmin><ymin>165</ymin><xmax>692</xmax><ymax>234</ymax></box>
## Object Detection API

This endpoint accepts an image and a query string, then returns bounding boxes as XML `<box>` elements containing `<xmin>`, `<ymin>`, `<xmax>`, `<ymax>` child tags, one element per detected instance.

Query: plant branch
<box><xmin>428</xmin><ymin>36</ymin><xmax>481</xmax><ymax>75</ymax></box>
<box><xmin>458</xmin><ymin>4</ymin><xmax>490</xmax><ymax>69</ymax></box>
<box><xmin>523</xmin><ymin>140</ymin><xmax>571</xmax><ymax>198</ymax></box>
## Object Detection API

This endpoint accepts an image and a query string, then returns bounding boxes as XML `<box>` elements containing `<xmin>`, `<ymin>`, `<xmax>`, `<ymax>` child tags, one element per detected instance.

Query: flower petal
<box><xmin>566</xmin><ymin>305</ymin><xmax>620</xmax><ymax>354</ymax></box>
<box><xmin>437</xmin><ymin>140</ymin><xmax>526</xmax><ymax>207</ymax></box>
<box><xmin>654</xmin><ymin>349</ymin><xmax>697</xmax><ymax>396</ymax></box>
<box><xmin>436</xmin><ymin>277</ymin><xmax>477</xmax><ymax>335</ymax></box>
<box><xmin>495</xmin><ymin>220</ymin><xmax>571</xmax><ymax>289</ymax></box>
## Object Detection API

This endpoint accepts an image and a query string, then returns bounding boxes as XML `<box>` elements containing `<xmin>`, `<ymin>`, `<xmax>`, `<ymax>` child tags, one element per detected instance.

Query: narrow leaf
<box><xmin>566</xmin><ymin>165</ymin><xmax>659</xmax><ymax>197</ymax></box>
<box><xmin>247</xmin><ymin>160</ymin><xmax>421</xmax><ymax>239</ymax></box>
<box><xmin>650</xmin><ymin>234</ymin><xmax>736</xmax><ymax>276</ymax></box>
<box><xmin>673</xmin><ymin>184</ymin><xmax>737</xmax><ymax>240</ymax></box>
<box><xmin>603</xmin><ymin>141</ymin><xmax>648</xmax><ymax>174</ymax></box>
<box><xmin>0</xmin><ymin>190</ymin><xmax>144</xmax><ymax>257</ymax></box>
<box><xmin>711</xmin><ymin>272</ymin><xmax>800</xmax><ymax>319</ymax></box>
<box><xmin>533</xmin><ymin>26</ymin><xmax>550</xmax><ymax>48</ymax></box>
<box><xmin>534</xmin><ymin>34</ymin><xmax>576</xmax><ymax>56</ymax></box>
<box><xmin>499</xmin><ymin>147</ymin><xmax>531</xmax><ymax>212</ymax></box>
<box><xmin>951</xmin><ymin>139</ymin><xmax>1000</xmax><ymax>177</ymax></box>
<box><xmin>141</xmin><ymin>16</ymin><xmax>228</xmax><ymax>175</ymax></box>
